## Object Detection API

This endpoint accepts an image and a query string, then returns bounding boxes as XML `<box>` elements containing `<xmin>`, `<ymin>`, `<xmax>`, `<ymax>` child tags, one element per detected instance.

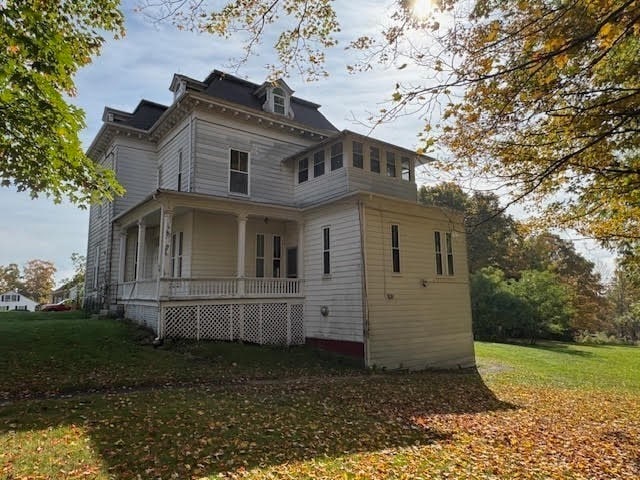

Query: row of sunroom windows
<box><xmin>297</xmin><ymin>141</ymin><xmax>412</xmax><ymax>184</ymax></box>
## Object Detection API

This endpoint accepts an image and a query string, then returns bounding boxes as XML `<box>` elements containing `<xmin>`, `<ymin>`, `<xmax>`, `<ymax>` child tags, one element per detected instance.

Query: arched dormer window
<box><xmin>273</xmin><ymin>88</ymin><xmax>286</xmax><ymax>115</ymax></box>
<box><xmin>257</xmin><ymin>81</ymin><xmax>294</xmax><ymax>119</ymax></box>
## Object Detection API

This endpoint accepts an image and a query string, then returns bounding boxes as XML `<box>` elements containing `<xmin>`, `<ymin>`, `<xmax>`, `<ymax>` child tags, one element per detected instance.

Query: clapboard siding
<box><xmin>191</xmin><ymin>212</ymin><xmax>237</xmax><ymax>277</ymax></box>
<box><xmin>158</xmin><ymin>121</ymin><xmax>191</xmax><ymax>191</ymax></box>
<box><xmin>193</xmin><ymin>117</ymin><xmax>307</xmax><ymax>204</ymax></box>
<box><xmin>302</xmin><ymin>200</ymin><xmax>364</xmax><ymax>342</ymax></box>
<box><xmin>347</xmin><ymin>166</ymin><xmax>416</xmax><ymax>202</ymax></box>
<box><xmin>143</xmin><ymin>226</ymin><xmax>160</xmax><ymax>279</ymax></box>
<box><xmin>85</xmin><ymin>151</ymin><xmax>115</xmax><ymax>301</ymax></box>
<box><xmin>363</xmin><ymin>197</ymin><xmax>475</xmax><ymax>370</ymax></box>
<box><xmin>294</xmin><ymin>166</ymin><xmax>349</xmax><ymax>207</ymax></box>
<box><xmin>114</xmin><ymin>141</ymin><xmax>157</xmax><ymax>215</ymax></box>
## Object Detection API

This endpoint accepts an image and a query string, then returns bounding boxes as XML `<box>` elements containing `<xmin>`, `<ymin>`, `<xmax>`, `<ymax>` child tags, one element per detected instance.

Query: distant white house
<box><xmin>0</xmin><ymin>291</ymin><xmax>38</xmax><ymax>312</ymax></box>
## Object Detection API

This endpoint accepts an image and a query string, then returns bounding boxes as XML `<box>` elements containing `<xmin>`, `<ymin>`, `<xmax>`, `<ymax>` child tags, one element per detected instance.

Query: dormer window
<box><xmin>174</xmin><ymin>80</ymin><xmax>186</xmax><ymax>101</ymax></box>
<box><xmin>257</xmin><ymin>80</ymin><xmax>294</xmax><ymax>119</ymax></box>
<box><xmin>273</xmin><ymin>88</ymin><xmax>286</xmax><ymax>115</ymax></box>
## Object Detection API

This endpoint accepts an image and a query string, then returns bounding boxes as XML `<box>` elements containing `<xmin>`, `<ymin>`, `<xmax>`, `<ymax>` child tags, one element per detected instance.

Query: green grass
<box><xmin>0</xmin><ymin>311</ymin><xmax>360</xmax><ymax>400</ymax></box>
<box><xmin>475</xmin><ymin>340</ymin><xmax>640</xmax><ymax>391</ymax></box>
<box><xmin>1</xmin><ymin>313</ymin><xmax>639</xmax><ymax>479</ymax></box>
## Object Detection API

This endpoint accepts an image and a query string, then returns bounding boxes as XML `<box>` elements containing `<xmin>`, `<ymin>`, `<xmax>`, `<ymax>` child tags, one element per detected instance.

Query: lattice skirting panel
<box><xmin>125</xmin><ymin>304</ymin><xmax>159</xmax><ymax>334</ymax></box>
<box><xmin>162</xmin><ymin>302</ymin><xmax>304</xmax><ymax>345</ymax></box>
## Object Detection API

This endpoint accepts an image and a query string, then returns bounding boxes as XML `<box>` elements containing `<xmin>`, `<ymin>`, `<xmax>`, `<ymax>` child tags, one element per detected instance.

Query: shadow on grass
<box><xmin>509</xmin><ymin>341</ymin><xmax>595</xmax><ymax>357</ymax></box>
<box><xmin>0</xmin><ymin>370</ymin><xmax>513</xmax><ymax>479</ymax></box>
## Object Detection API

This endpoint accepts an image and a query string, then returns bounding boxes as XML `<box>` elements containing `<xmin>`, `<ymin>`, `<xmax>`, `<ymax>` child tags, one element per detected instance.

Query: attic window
<box><xmin>273</xmin><ymin>88</ymin><xmax>286</xmax><ymax>115</ymax></box>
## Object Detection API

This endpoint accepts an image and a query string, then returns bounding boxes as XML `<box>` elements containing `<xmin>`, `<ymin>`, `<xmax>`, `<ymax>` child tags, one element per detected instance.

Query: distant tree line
<box><xmin>419</xmin><ymin>183</ymin><xmax>638</xmax><ymax>344</ymax></box>
<box><xmin>0</xmin><ymin>254</ymin><xmax>85</xmax><ymax>304</ymax></box>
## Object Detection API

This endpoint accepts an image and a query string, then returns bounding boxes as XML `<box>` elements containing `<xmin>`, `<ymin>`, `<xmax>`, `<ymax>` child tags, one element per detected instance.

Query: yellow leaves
<box><xmin>598</xmin><ymin>22</ymin><xmax>620</xmax><ymax>48</ymax></box>
<box><xmin>6</xmin><ymin>44</ymin><xmax>20</xmax><ymax>54</ymax></box>
<box><xmin>484</xmin><ymin>20</ymin><xmax>500</xmax><ymax>43</ymax></box>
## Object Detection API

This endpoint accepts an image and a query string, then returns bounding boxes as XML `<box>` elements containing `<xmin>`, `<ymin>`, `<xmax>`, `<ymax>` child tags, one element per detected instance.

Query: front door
<box><xmin>286</xmin><ymin>247</ymin><xmax>297</xmax><ymax>278</ymax></box>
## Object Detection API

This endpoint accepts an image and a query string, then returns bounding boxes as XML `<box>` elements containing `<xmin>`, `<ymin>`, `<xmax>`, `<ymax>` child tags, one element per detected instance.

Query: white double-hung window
<box><xmin>229</xmin><ymin>149</ymin><xmax>249</xmax><ymax>195</ymax></box>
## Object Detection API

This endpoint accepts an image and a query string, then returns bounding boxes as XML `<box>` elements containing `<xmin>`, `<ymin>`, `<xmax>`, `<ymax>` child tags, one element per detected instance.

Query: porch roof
<box><xmin>113</xmin><ymin>189</ymin><xmax>303</xmax><ymax>228</ymax></box>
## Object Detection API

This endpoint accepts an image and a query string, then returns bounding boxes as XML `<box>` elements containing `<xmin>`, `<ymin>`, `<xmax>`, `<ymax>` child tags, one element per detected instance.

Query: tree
<box><xmin>1</xmin><ymin>1</ymin><xmax>125</xmax><ymax>204</ymax></box>
<box><xmin>0</xmin><ymin>263</ymin><xmax>21</xmax><ymax>292</ymax></box>
<box><xmin>149</xmin><ymin>0</ymin><xmax>640</xmax><ymax>251</ymax></box>
<box><xmin>510</xmin><ymin>233</ymin><xmax>608</xmax><ymax>332</ymax></box>
<box><xmin>419</xmin><ymin>183</ymin><xmax>517</xmax><ymax>272</ymax></box>
<box><xmin>22</xmin><ymin>259</ymin><xmax>56</xmax><ymax>303</ymax></box>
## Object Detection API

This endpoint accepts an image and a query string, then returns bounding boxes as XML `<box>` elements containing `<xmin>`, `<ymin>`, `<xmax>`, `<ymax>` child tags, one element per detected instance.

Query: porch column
<box><xmin>118</xmin><ymin>230</ymin><xmax>127</xmax><ymax>284</ymax></box>
<box><xmin>135</xmin><ymin>220</ymin><xmax>146</xmax><ymax>281</ymax></box>
<box><xmin>236</xmin><ymin>213</ymin><xmax>248</xmax><ymax>295</ymax></box>
<box><xmin>297</xmin><ymin>221</ymin><xmax>304</xmax><ymax>279</ymax></box>
<box><xmin>160</xmin><ymin>208</ymin><xmax>174</xmax><ymax>278</ymax></box>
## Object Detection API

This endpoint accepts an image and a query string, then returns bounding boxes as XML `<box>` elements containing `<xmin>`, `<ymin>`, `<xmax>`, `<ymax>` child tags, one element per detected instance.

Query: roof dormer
<box><xmin>255</xmin><ymin>79</ymin><xmax>295</xmax><ymax>119</ymax></box>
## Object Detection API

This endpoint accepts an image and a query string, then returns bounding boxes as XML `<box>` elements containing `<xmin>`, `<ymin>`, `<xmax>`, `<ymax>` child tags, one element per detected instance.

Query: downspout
<box><xmin>357</xmin><ymin>199</ymin><xmax>371</xmax><ymax>368</ymax></box>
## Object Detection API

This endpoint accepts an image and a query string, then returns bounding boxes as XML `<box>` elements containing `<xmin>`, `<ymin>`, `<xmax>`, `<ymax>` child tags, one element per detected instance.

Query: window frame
<box><xmin>177</xmin><ymin>150</ymin><xmax>183</xmax><ymax>192</ymax></box>
<box><xmin>171</xmin><ymin>231</ymin><xmax>184</xmax><ymax>278</ymax></box>
<box><xmin>370</xmin><ymin>146</ymin><xmax>380</xmax><ymax>173</ymax></box>
<box><xmin>314</xmin><ymin>150</ymin><xmax>325</xmax><ymax>177</ymax></box>
<box><xmin>434</xmin><ymin>231</ymin><xmax>443</xmax><ymax>276</ymax></box>
<box><xmin>298</xmin><ymin>157</ymin><xmax>309</xmax><ymax>183</ymax></box>
<box><xmin>386</xmin><ymin>151</ymin><xmax>397</xmax><ymax>177</ymax></box>
<box><xmin>391</xmin><ymin>224</ymin><xmax>401</xmax><ymax>273</ymax></box>
<box><xmin>229</xmin><ymin>148</ymin><xmax>250</xmax><ymax>196</ymax></box>
<box><xmin>273</xmin><ymin>87</ymin><xmax>286</xmax><ymax>115</ymax></box>
<box><xmin>330</xmin><ymin>142</ymin><xmax>343</xmax><ymax>171</ymax></box>
<box><xmin>256</xmin><ymin>233</ymin><xmax>265</xmax><ymax>278</ymax></box>
<box><xmin>445</xmin><ymin>232</ymin><xmax>455</xmax><ymax>276</ymax></box>
<box><xmin>401</xmin><ymin>156</ymin><xmax>411</xmax><ymax>181</ymax></box>
<box><xmin>352</xmin><ymin>141</ymin><xmax>364</xmax><ymax>169</ymax></box>
<box><xmin>273</xmin><ymin>235</ymin><xmax>282</xmax><ymax>278</ymax></box>
<box><xmin>322</xmin><ymin>226</ymin><xmax>331</xmax><ymax>276</ymax></box>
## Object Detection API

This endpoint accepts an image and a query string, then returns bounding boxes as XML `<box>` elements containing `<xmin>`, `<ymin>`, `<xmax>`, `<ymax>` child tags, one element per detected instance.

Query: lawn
<box><xmin>1</xmin><ymin>313</ymin><xmax>639</xmax><ymax>479</ymax></box>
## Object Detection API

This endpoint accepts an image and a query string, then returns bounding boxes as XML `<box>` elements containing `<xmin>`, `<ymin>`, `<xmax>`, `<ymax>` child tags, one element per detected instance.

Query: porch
<box><xmin>113</xmin><ymin>191</ymin><xmax>306</xmax><ymax>345</ymax></box>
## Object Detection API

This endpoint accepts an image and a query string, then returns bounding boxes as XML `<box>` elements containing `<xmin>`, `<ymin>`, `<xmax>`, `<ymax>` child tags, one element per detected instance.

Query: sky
<box><xmin>0</xmin><ymin>0</ymin><xmax>616</xmax><ymax>285</ymax></box>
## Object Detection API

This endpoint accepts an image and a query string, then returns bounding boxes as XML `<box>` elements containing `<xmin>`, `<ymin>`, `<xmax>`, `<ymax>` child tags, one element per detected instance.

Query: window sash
<box><xmin>314</xmin><ymin>150</ymin><xmax>325</xmax><ymax>177</ymax></box>
<box><xmin>323</xmin><ymin>227</ymin><xmax>330</xmax><ymax>275</ymax></box>
<box><xmin>330</xmin><ymin>142</ymin><xmax>343</xmax><ymax>171</ymax></box>
<box><xmin>446</xmin><ymin>232</ymin><xmax>454</xmax><ymax>276</ymax></box>
<box><xmin>298</xmin><ymin>157</ymin><xmax>308</xmax><ymax>183</ymax></box>
<box><xmin>177</xmin><ymin>150</ymin><xmax>183</xmax><ymax>191</ymax></box>
<box><xmin>230</xmin><ymin>149</ymin><xmax>249</xmax><ymax>194</ymax></box>
<box><xmin>352</xmin><ymin>141</ymin><xmax>363</xmax><ymax>168</ymax></box>
<box><xmin>273</xmin><ymin>235</ymin><xmax>281</xmax><ymax>278</ymax></box>
<box><xmin>274</xmin><ymin>95</ymin><xmax>285</xmax><ymax>114</ymax></box>
<box><xmin>256</xmin><ymin>234</ymin><xmax>265</xmax><ymax>277</ymax></box>
<box><xmin>370</xmin><ymin>147</ymin><xmax>380</xmax><ymax>173</ymax></box>
<box><xmin>401</xmin><ymin>156</ymin><xmax>411</xmax><ymax>181</ymax></box>
<box><xmin>435</xmin><ymin>232</ymin><xmax>443</xmax><ymax>275</ymax></box>
<box><xmin>391</xmin><ymin>225</ymin><xmax>400</xmax><ymax>273</ymax></box>
<box><xmin>386</xmin><ymin>152</ymin><xmax>396</xmax><ymax>177</ymax></box>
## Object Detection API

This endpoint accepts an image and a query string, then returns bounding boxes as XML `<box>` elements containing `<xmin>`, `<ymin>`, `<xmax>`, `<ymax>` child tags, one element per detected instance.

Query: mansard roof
<box><xmin>102</xmin><ymin>100</ymin><xmax>168</xmax><ymax>130</ymax></box>
<box><xmin>172</xmin><ymin>70</ymin><xmax>338</xmax><ymax>132</ymax></box>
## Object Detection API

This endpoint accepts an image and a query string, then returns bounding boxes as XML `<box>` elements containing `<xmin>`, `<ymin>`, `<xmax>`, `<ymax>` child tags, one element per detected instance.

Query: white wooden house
<box><xmin>0</xmin><ymin>291</ymin><xmax>38</xmax><ymax>312</ymax></box>
<box><xmin>84</xmin><ymin>70</ymin><xmax>475</xmax><ymax>369</ymax></box>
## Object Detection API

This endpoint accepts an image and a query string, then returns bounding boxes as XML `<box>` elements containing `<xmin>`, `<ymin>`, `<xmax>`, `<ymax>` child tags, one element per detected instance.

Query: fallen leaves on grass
<box><xmin>1</xmin><ymin>373</ymin><xmax>639</xmax><ymax>479</ymax></box>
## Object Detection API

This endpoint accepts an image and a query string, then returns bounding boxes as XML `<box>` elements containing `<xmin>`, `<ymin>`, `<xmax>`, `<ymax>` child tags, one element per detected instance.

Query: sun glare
<box><xmin>411</xmin><ymin>0</ymin><xmax>435</xmax><ymax>19</ymax></box>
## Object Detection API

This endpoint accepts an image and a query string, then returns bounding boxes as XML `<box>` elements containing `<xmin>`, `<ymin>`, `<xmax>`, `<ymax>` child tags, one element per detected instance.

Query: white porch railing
<box><xmin>118</xmin><ymin>277</ymin><xmax>303</xmax><ymax>301</ymax></box>
<box><xmin>117</xmin><ymin>280</ymin><xmax>158</xmax><ymax>301</ymax></box>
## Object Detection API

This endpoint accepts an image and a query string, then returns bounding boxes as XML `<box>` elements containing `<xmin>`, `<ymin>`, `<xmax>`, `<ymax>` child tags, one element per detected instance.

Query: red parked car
<box><xmin>40</xmin><ymin>299</ymin><xmax>73</xmax><ymax>312</ymax></box>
